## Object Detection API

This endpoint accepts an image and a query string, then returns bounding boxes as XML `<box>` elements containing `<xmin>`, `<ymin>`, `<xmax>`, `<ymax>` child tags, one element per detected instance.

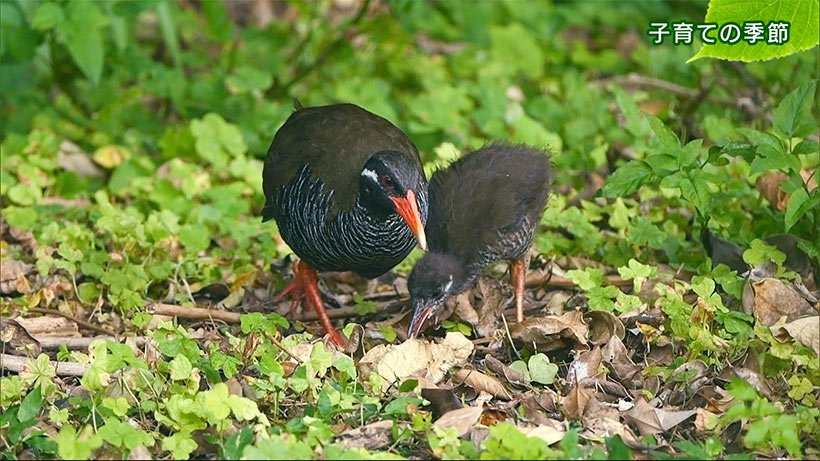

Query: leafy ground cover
<box><xmin>1</xmin><ymin>0</ymin><xmax>818</xmax><ymax>459</ymax></box>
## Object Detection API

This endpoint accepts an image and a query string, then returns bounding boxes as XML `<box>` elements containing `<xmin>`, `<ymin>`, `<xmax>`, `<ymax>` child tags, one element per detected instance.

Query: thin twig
<box><xmin>1</xmin><ymin>353</ymin><xmax>88</xmax><ymax>376</ymax></box>
<box><xmin>27</xmin><ymin>308</ymin><xmax>116</xmax><ymax>336</ymax></box>
<box><xmin>36</xmin><ymin>336</ymin><xmax>149</xmax><ymax>350</ymax></box>
<box><xmin>262</xmin><ymin>331</ymin><xmax>303</xmax><ymax>364</ymax></box>
<box><xmin>600</xmin><ymin>72</ymin><xmax>768</xmax><ymax>119</ymax></box>
<box><xmin>147</xmin><ymin>302</ymin><xmax>242</xmax><ymax>323</ymax></box>
<box><xmin>270</xmin><ymin>0</ymin><xmax>372</xmax><ymax>96</ymax></box>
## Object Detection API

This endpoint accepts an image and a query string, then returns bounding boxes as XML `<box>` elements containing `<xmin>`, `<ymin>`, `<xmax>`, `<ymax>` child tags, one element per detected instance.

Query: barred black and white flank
<box><xmin>267</xmin><ymin>163</ymin><xmax>428</xmax><ymax>278</ymax></box>
<box><xmin>261</xmin><ymin>103</ymin><xmax>428</xmax><ymax>279</ymax></box>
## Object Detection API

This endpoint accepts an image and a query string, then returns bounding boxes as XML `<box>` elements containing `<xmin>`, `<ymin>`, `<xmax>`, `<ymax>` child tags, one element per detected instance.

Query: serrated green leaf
<box><xmin>774</xmin><ymin>82</ymin><xmax>818</xmax><ymax>138</ymax></box>
<box><xmin>646</xmin><ymin>115</ymin><xmax>680</xmax><ymax>150</ymax></box>
<box><xmin>599</xmin><ymin>161</ymin><xmax>652</xmax><ymax>198</ymax></box>
<box><xmin>689</xmin><ymin>0</ymin><xmax>820</xmax><ymax>63</ymax></box>
<box><xmin>611</xmin><ymin>86</ymin><xmax>650</xmax><ymax>138</ymax></box>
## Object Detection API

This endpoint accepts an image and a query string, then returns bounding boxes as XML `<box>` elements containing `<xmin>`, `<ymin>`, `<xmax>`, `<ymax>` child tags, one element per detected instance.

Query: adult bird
<box><xmin>407</xmin><ymin>143</ymin><xmax>551</xmax><ymax>338</ymax></box>
<box><xmin>262</xmin><ymin>102</ymin><xmax>428</xmax><ymax>345</ymax></box>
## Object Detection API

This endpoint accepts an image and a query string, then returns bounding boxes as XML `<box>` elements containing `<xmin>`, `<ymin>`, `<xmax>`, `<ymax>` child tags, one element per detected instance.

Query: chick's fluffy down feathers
<box><xmin>425</xmin><ymin>143</ymin><xmax>552</xmax><ymax>264</ymax></box>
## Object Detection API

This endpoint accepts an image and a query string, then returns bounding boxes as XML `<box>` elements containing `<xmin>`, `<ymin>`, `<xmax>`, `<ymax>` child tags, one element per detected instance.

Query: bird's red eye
<box><xmin>380</xmin><ymin>175</ymin><xmax>395</xmax><ymax>189</ymax></box>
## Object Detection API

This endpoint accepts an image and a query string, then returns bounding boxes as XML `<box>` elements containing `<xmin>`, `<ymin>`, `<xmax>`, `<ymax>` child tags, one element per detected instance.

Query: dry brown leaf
<box><xmin>358</xmin><ymin>332</ymin><xmax>473</xmax><ymax>384</ymax></box>
<box><xmin>0</xmin><ymin>318</ymin><xmax>41</xmax><ymax>356</ymax></box>
<box><xmin>127</xmin><ymin>445</ymin><xmax>152</xmax><ymax>461</ymax></box>
<box><xmin>485</xmin><ymin>355</ymin><xmax>528</xmax><ymax>387</ymax></box>
<box><xmin>734</xmin><ymin>367</ymin><xmax>775</xmax><ymax>401</ymax></box>
<box><xmin>58</xmin><ymin>140</ymin><xmax>105</xmax><ymax>178</ymax></box>
<box><xmin>453</xmin><ymin>368</ymin><xmax>512</xmax><ymax>400</ymax></box>
<box><xmin>0</xmin><ymin>260</ymin><xmax>33</xmax><ymax>294</ymax></box>
<box><xmin>752</xmin><ymin>278</ymin><xmax>816</xmax><ymax>326</ymax></box>
<box><xmin>601</xmin><ymin>335</ymin><xmax>640</xmax><ymax>382</ymax></box>
<box><xmin>335</xmin><ymin>420</ymin><xmax>393</xmax><ymax>450</ymax></box>
<box><xmin>694</xmin><ymin>385</ymin><xmax>735</xmax><ymax>414</ymax></box>
<box><xmin>646</xmin><ymin>344</ymin><xmax>675</xmax><ymax>366</ymax></box>
<box><xmin>694</xmin><ymin>408</ymin><xmax>721</xmax><ymax>433</ymax></box>
<box><xmin>510</xmin><ymin>311</ymin><xmax>588</xmax><ymax>351</ymax></box>
<box><xmin>755</xmin><ymin>169</ymin><xmax>818</xmax><ymax>212</ymax></box>
<box><xmin>567</xmin><ymin>346</ymin><xmax>604</xmax><ymax>385</ymax></box>
<box><xmin>624</xmin><ymin>397</ymin><xmax>696</xmax><ymax>436</ymax></box>
<box><xmin>584</xmin><ymin>310</ymin><xmax>625</xmax><ymax>346</ymax></box>
<box><xmin>520</xmin><ymin>391</ymin><xmax>559</xmax><ymax>425</ymax></box>
<box><xmin>755</xmin><ymin>171</ymin><xmax>790</xmax><ymax>210</ymax></box>
<box><xmin>519</xmin><ymin>422</ymin><xmax>565</xmax><ymax>445</ymax></box>
<box><xmin>474</xmin><ymin>278</ymin><xmax>505</xmax><ymax>337</ymax></box>
<box><xmin>561</xmin><ymin>385</ymin><xmax>591</xmax><ymax>420</ymax></box>
<box><xmin>433</xmin><ymin>406</ymin><xmax>484</xmax><ymax>437</ymax></box>
<box><xmin>452</xmin><ymin>291</ymin><xmax>478</xmax><ymax>326</ymax></box>
<box><xmin>771</xmin><ymin>316</ymin><xmax>820</xmax><ymax>356</ymax></box>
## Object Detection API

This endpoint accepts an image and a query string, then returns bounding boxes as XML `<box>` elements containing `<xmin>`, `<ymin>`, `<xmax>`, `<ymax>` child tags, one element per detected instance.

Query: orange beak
<box><xmin>390</xmin><ymin>189</ymin><xmax>427</xmax><ymax>251</ymax></box>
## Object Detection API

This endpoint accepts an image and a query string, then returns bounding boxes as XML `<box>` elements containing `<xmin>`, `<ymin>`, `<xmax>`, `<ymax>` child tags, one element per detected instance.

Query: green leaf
<box><xmin>490</xmin><ymin>23</ymin><xmax>544</xmax><ymax>79</ymax></box>
<box><xmin>168</xmin><ymin>354</ymin><xmax>193</xmax><ymax>381</ymax></box>
<box><xmin>774</xmin><ymin>82</ymin><xmax>818</xmax><ymax>138</ymax></box>
<box><xmin>178</xmin><ymin>224</ymin><xmax>210</xmax><ymax>253</ymax></box>
<box><xmin>58</xmin><ymin>1</ymin><xmax>108</xmax><ymax>85</ymax></box>
<box><xmin>54</xmin><ymin>425</ymin><xmax>103</xmax><ymax>460</ymax></box>
<box><xmin>617</xmin><ymin>259</ymin><xmax>657</xmax><ymax>292</ymax></box>
<box><xmin>528</xmin><ymin>353</ymin><xmax>558</xmax><ymax>385</ymax></box>
<box><xmin>688</xmin><ymin>0</ymin><xmax>820</xmax><ymax>63</ymax></box>
<box><xmin>155</xmin><ymin>0</ymin><xmax>182</xmax><ymax>70</ymax></box>
<box><xmin>611</xmin><ymin>86</ymin><xmax>650</xmax><ymax>138</ymax></box>
<box><xmin>784</xmin><ymin>188</ymin><xmax>814</xmax><ymax>230</ymax></box>
<box><xmin>509</xmin><ymin>360</ymin><xmax>531</xmax><ymax>383</ymax></box>
<box><xmin>162</xmin><ymin>432</ymin><xmax>197</xmax><ymax>460</ymax></box>
<box><xmin>17</xmin><ymin>386</ymin><xmax>42</xmax><ymax>422</ymax></box>
<box><xmin>222</xmin><ymin>426</ymin><xmax>253</xmax><ymax>460</ymax></box>
<box><xmin>743</xmin><ymin>239</ymin><xmax>787</xmax><ymax>266</ymax></box>
<box><xmin>606</xmin><ymin>435</ymin><xmax>633</xmax><ymax>460</ymax></box>
<box><xmin>646</xmin><ymin>115</ymin><xmax>680</xmax><ymax>150</ymax></box>
<box><xmin>98</xmin><ymin>419</ymin><xmax>154</xmax><ymax>450</ymax></box>
<box><xmin>31</xmin><ymin>3</ymin><xmax>64</xmax><ymax>30</ymax></box>
<box><xmin>599</xmin><ymin>161</ymin><xmax>652</xmax><ymax>198</ymax></box>
<box><xmin>226</xmin><ymin>66</ymin><xmax>273</xmax><ymax>94</ymax></box>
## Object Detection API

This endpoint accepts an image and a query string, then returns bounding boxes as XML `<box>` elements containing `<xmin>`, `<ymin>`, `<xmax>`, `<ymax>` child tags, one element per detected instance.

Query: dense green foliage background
<box><xmin>1</xmin><ymin>0</ymin><xmax>818</xmax><ymax>459</ymax></box>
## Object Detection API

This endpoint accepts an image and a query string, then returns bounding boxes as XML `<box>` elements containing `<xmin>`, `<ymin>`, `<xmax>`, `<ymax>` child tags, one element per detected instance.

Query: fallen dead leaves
<box><xmin>358</xmin><ymin>332</ymin><xmax>474</xmax><ymax>384</ymax></box>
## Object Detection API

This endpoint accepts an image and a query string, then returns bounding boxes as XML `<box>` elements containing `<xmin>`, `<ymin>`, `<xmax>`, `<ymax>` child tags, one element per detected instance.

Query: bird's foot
<box><xmin>274</xmin><ymin>260</ymin><xmax>346</xmax><ymax>347</ymax></box>
<box><xmin>273</xmin><ymin>261</ymin><xmax>314</xmax><ymax>315</ymax></box>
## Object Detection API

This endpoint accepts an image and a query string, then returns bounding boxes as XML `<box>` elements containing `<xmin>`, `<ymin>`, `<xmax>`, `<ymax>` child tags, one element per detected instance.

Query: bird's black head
<box><xmin>407</xmin><ymin>252</ymin><xmax>469</xmax><ymax>338</ymax></box>
<box><xmin>359</xmin><ymin>150</ymin><xmax>428</xmax><ymax>249</ymax></box>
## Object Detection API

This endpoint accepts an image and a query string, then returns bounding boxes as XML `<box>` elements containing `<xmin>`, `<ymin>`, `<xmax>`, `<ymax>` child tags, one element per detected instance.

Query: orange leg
<box><xmin>510</xmin><ymin>259</ymin><xmax>526</xmax><ymax>323</ymax></box>
<box><xmin>275</xmin><ymin>260</ymin><xmax>345</xmax><ymax>347</ymax></box>
<box><xmin>273</xmin><ymin>261</ymin><xmax>315</xmax><ymax>314</ymax></box>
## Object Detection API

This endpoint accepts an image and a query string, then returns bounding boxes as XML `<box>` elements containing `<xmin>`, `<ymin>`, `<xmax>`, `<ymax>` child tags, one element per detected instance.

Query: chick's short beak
<box><xmin>390</xmin><ymin>189</ymin><xmax>427</xmax><ymax>251</ymax></box>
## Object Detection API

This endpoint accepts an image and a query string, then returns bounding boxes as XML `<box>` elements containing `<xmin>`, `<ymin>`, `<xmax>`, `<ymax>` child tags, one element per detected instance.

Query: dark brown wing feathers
<box><xmin>263</xmin><ymin>103</ymin><xmax>421</xmax><ymax>212</ymax></box>
<box><xmin>426</xmin><ymin>143</ymin><xmax>552</xmax><ymax>261</ymax></box>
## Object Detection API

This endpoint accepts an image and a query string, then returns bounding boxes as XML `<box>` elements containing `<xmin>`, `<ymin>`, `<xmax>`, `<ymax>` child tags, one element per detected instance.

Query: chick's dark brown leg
<box><xmin>510</xmin><ymin>259</ymin><xmax>527</xmax><ymax>323</ymax></box>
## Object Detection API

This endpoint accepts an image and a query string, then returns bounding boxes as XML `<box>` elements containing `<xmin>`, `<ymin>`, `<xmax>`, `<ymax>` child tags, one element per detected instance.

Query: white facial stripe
<box><xmin>443</xmin><ymin>276</ymin><xmax>454</xmax><ymax>293</ymax></box>
<box><xmin>361</xmin><ymin>168</ymin><xmax>378</xmax><ymax>182</ymax></box>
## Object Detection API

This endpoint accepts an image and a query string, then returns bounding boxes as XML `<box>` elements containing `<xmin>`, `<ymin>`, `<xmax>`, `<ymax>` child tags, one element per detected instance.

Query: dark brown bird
<box><xmin>262</xmin><ymin>102</ymin><xmax>428</xmax><ymax>345</ymax></box>
<box><xmin>408</xmin><ymin>143</ymin><xmax>552</xmax><ymax>338</ymax></box>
